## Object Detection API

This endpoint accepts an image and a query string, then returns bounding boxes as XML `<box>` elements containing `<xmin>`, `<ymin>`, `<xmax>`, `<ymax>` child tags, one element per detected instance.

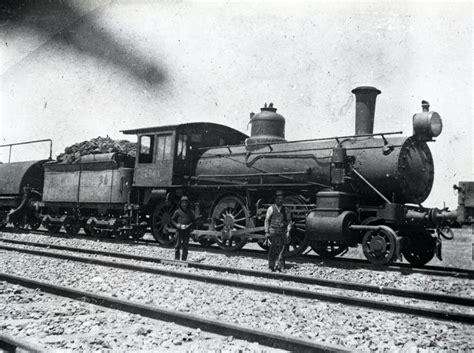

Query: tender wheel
<box><xmin>131</xmin><ymin>227</ymin><xmax>145</xmax><ymax>240</ymax></box>
<box><xmin>13</xmin><ymin>221</ymin><xmax>26</xmax><ymax>230</ymax></box>
<box><xmin>46</xmin><ymin>224</ymin><xmax>61</xmax><ymax>234</ymax></box>
<box><xmin>211</xmin><ymin>195</ymin><xmax>248</xmax><ymax>251</ymax></box>
<box><xmin>117</xmin><ymin>229</ymin><xmax>130</xmax><ymax>240</ymax></box>
<box><xmin>0</xmin><ymin>211</ymin><xmax>8</xmax><ymax>230</ymax></box>
<box><xmin>64</xmin><ymin>220</ymin><xmax>81</xmax><ymax>236</ymax></box>
<box><xmin>83</xmin><ymin>225</ymin><xmax>93</xmax><ymax>236</ymax></box>
<box><xmin>95</xmin><ymin>227</ymin><xmax>112</xmax><ymax>239</ymax></box>
<box><xmin>28</xmin><ymin>216</ymin><xmax>42</xmax><ymax>230</ymax></box>
<box><xmin>401</xmin><ymin>232</ymin><xmax>436</xmax><ymax>266</ymax></box>
<box><xmin>312</xmin><ymin>241</ymin><xmax>348</xmax><ymax>258</ymax></box>
<box><xmin>362</xmin><ymin>226</ymin><xmax>400</xmax><ymax>265</ymax></box>
<box><xmin>13</xmin><ymin>215</ymin><xmax>28</xmax><ymax>230</ymax></box>
<box><xmin>152</xmin><ymin>202</ymin><xmax>177</xmax><ymax>247</ymax></box>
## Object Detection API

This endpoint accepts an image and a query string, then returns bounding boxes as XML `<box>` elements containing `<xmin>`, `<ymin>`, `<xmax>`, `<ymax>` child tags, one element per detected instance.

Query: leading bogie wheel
<box><xmin>198</xmin><ymin>238</ymin><xmax>215</xmax><ymax>247</ymax></box>
<box><xmin>401</xmin><ymin>231</ymin><xmax>436</xmax><ymax>266</ymax></box>
<box><xmin>362</xmin><ymin>226</ymin><xmax>400</xmax><ymax>265</ymax></box>
<box><xmin>211</xmin><ymin>195</ymin><xmax>248</xmax><ymax>251</ymax></box>
<box><xmin>152</xmin><ymin>202</ymin><xmax>178</xmax><ymax>247</ymax></box>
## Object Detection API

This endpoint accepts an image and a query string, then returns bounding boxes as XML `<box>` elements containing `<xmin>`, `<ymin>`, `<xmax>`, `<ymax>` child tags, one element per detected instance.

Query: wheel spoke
<box><xmin>233</xmin><ymin>208</ymin><xmax>244</xmax><ymax>218</ymax></box>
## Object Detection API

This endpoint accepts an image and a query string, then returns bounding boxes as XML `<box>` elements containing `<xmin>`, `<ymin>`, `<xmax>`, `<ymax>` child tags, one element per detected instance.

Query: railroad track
<box><xmin>194</xmin><ymin>244</ymin><xmax>474</xmax><ymax>279</ymax></box>
<box><xmin>2</xmin><ymin>226</ymin><xmax>473</xmax><ymax>279</ymax></box>
<box><xmin>0</xmin><ymin>273</ymin><xmax>345</xmax><ymax>352</ymax></box>
<box><xmin>1</xmin><ymin>240</ymin><xmax>473</xmax><ymax>324</ymax></box>
<box><xmin>0</xmin><ymin>331</ymin><xmax>45</xmax><ymax>353</ymax></box>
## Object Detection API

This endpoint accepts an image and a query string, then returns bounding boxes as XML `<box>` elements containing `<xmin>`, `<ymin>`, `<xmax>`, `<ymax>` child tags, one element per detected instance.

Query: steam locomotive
<box><xmin>0</xmin><ymin>86</ymin><xmax>472</xmax><ymax>266</ymax></box>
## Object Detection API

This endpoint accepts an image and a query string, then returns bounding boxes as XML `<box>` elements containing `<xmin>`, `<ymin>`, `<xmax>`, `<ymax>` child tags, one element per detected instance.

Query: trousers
<box><xmin>268</xmin><ymin>232</ymin><xmax>286</xmax><ymax>270</ymax></box>
<box><xmin>175</xmin><ymin>228</ymin><xmax>191</xmax><ymax>261</ymax></box>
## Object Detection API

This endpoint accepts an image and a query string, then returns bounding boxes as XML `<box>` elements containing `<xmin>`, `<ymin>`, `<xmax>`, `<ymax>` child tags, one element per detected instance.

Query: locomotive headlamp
<box><xmin>412</xmin><ymin>100</ymin><xmax>443</xmax><ymax>141</ymax></box>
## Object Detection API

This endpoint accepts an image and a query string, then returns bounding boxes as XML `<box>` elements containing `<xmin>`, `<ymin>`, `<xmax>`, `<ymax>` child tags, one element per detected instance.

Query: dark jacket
<box><xmin>171</xmin><ymin>207</ymin><xmax>195</xmax><ymax>228</ymax></box>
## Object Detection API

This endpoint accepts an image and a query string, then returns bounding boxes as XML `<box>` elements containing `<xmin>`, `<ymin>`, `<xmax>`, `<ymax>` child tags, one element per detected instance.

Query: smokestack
<box><xmin>351</xmin><ymin>86</ymin><xmax>381</xmax><ymax>135</ymax></box>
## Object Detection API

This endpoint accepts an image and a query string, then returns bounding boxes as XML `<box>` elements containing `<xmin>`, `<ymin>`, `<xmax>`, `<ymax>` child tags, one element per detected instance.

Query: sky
<box><xmin>0</xmin><ymin>0</ymin><xmax>472</xmax><ymax>208</ymax></box>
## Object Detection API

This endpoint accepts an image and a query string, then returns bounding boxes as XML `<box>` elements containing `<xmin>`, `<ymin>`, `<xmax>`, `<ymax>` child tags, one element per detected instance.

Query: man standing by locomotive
<box><xmin>265</xmin><ymin>190</ymin><xmax>292</xmax><ymax>271</ymax></box>
<box><xmin>171</xmin><ymin>196</ymin><xmax>195</xmax><ymax>261</ymax></box>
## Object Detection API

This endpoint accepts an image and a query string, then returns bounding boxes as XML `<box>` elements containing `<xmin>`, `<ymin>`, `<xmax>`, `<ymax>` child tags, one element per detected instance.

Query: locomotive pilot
<box><xmin>265</xmin><ymin>190</ymin><xmax>292</xmax><ymax>271</ymax></box>
<box><xmin>171</xmin><ymin>196</ymin><xmax>196</xmax><ymax>261</ymax></box>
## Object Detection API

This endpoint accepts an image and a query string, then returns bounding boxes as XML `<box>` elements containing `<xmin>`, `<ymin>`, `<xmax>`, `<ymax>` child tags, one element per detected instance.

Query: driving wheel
<box><xmin>152</xmin><ymin>202</ymin><xmax>177</xmax><ymax>247</ymax></box>
<box><xmin>211</xmin><ymin>195</ymin><xmax>248</xmax><ymax>251</ymax></box>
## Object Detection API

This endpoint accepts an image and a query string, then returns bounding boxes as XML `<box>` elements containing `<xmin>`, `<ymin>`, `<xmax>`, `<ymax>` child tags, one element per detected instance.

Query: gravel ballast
<box><xmin>0</xmin><ymin>245</ymin><xmax>472</xmax><ymax>351</ymax></box>
<box><xmin>0</xmin><ymin>281</ymin><xmax>277</xmax><ymax>352</ymax></box>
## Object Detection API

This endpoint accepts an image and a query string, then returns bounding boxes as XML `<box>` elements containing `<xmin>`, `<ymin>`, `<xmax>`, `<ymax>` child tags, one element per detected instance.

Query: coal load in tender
<box><xmin>56</xmin><ymin>136</ymin><xmax>137</xmax><ymax>163</ymax></box>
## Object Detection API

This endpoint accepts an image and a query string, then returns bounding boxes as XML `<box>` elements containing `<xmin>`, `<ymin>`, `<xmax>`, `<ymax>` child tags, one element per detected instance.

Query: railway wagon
<box><xmin>0</xmin><ymin>160</ymin><xmax>46</xmax><ymax>230</ymax></box>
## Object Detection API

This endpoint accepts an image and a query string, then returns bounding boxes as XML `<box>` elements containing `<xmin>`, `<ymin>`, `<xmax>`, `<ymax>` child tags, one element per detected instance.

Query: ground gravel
<box><xmin>0</xmin><ymin>247</ymin><xmax>472</xmax><ymax>352</ymax></box>
<box><xmin>0</xmin><ymin>281</ymin><xmax>282</xmax><ymax>352</ymax></box>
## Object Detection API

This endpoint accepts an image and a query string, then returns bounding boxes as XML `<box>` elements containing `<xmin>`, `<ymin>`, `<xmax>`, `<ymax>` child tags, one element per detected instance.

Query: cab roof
<box><xmin>121</xmin><ymin>122</ymin><xmax>248</xmax><ymax>139</ymax></box>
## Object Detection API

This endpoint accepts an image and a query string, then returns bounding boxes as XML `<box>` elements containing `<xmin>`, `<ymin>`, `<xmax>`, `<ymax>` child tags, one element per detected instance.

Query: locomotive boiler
<box><xmin>196</xmin><ymin>88</ymin><xmax>436</xmax><ymax>205</ymax></box>
<box><xmin>0</xmin><ymin>86</ymin><xmax>472</xmax><ymax>267</ymax></box>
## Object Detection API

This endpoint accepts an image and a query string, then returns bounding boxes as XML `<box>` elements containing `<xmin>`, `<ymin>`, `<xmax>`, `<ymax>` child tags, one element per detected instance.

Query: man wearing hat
<box><xmin>264</xmin><ymin>190</ymin><xmax>292</xmax><ymax>271</ymax></box>
<box><xmin>171</xmin><ymin>196</ymin><xmax>196</xmax><ymax>261</ymax></box>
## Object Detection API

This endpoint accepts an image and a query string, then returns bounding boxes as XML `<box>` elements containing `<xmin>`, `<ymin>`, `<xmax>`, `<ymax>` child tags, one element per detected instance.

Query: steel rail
<box><xmin>0</xmin><ymin>332</ymin><xmax>46</xmax><ymax>353</ymax></box>
<box><xmin>195</xmin><ymin>243</ymin><xmax>474</xmax><ymax>279</ymax></box>
<box><xmin>1</xmin><ymin>227</ymin><xmax>472</xmax><ymax>279</ymax></box>
<box><xmin>0</xmin><ymin>238</ymin><xmax>472</xmax><ymax>307</ymax></box>
<box><xmin>1</xmin><ymin>244</ymin><xmax>473</xmax><ymax>324</ymax></box>
<box><xmin>0</xmin><ymin>272</ymin><xmax>346</xmax><ymax>352</ymax></box>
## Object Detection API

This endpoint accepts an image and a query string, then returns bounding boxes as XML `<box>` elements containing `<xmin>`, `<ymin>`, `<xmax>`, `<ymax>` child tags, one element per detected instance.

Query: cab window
<box><xmin>156</xmin><ymin>134</ymin><xmax>172</xmax><ymax>161</ymax></box>
<box><xmin>138</xmin><ymin>135</ymin><xmax>154</xmax><ymax>163</ymax></box>
<box><xmin>177</xmin><ymin>134</ymin><xmax>187</xmax><ymax>160</ymax></box>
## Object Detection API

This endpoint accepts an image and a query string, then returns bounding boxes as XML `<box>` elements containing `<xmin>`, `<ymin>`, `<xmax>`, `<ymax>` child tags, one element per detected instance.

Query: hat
<box><xmin>180</xmin><ymin>196</ymin><xmax>189</xmax><ymax>202</ymax></box>
<box><xmin>275</xmin><ymin>190</ymin><xmax>284</xmax><ymax>197</ymax></box>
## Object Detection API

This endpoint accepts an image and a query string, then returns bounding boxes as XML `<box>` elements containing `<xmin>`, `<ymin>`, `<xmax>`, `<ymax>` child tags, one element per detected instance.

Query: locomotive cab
<box><xmin>122</xmin><ymin>123</ymin><xmax>248</xmax><ymax>246</ymax></box>
<box><xmin>122</xmin><ymin>122</ymin><xmax>247</xmax><ymax>204</ymax></box>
